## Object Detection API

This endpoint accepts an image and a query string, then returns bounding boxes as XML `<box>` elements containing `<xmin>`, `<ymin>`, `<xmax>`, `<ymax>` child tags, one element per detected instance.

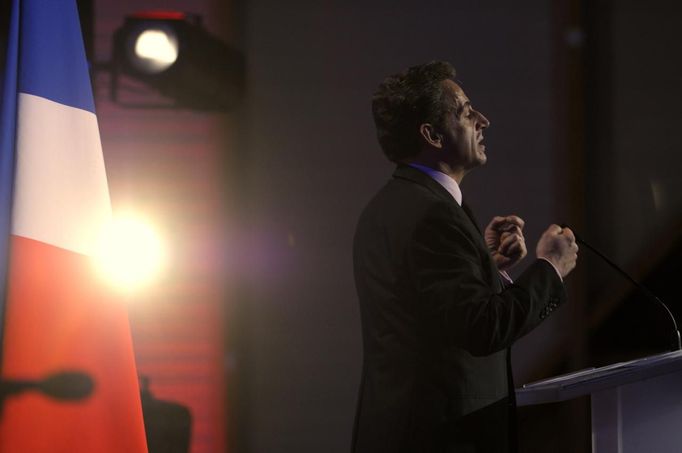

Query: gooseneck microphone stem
<box><xmin>566</xmin><ymin>226</ymin><xmax>682</xmax><ymax>351</ymax></box>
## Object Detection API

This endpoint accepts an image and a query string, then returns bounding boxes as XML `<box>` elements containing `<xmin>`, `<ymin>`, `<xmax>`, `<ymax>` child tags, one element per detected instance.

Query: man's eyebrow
<box><xmin>454</xmin><ymin>100</ymin><xmax>471</xmax><ymax>114</ymax></box>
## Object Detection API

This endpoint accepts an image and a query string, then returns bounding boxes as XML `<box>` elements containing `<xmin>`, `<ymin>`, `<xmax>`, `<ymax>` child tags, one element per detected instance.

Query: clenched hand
<box><xmin>484</xmin><ymin>215</ymin><xmax>527</xmax><ymax>271</ymax></box>
<box><xmin>536</xmin><ymin>224</ymin><xmax>579</xmax><ymax>278</ymax></box>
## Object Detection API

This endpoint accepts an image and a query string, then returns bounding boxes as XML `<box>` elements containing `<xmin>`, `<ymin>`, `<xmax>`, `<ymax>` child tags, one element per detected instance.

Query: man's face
<box><xmin>439</xmin><ymin>80</ymin><xmax>490</xmax><ymax>171</ymax></box>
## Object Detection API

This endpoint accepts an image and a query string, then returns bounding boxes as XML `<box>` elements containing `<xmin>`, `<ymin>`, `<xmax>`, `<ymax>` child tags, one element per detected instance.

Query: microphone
<box><xmin>562</xmin><ymin>224</ymin><xmax>682</xmax><ymax>351</ymax></box>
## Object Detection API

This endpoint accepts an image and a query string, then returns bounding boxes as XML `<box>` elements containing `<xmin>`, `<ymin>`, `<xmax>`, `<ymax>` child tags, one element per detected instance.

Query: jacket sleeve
<box><xmin>408</xmin><ymin>202</ymin><xmax>567</xmax><ymax>357</ymax></box>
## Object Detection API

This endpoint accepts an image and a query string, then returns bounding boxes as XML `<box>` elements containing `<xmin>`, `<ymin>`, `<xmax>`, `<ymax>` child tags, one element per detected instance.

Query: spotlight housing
<box><xmin>112</xmin><ymin>11</ymin><xmax>244</xmax><ymax>111</ymax></box>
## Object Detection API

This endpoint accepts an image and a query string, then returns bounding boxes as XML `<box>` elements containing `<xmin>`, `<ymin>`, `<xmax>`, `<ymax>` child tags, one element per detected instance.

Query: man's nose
<box><xmin>476</xmin><ymin>111</ymin><xmax>490</xmax><ymax>129</ymax></box>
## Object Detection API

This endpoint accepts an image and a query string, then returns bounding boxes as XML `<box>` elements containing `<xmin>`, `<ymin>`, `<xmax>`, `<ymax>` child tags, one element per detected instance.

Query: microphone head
<box><xmin>38</xmin><ymin>371</ymin><xmax>94</xmax><ymax>401</ymax></box>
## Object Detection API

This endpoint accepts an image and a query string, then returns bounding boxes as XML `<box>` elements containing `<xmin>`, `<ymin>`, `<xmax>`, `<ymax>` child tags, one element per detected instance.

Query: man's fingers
<box><xmin>503</xmin><ymin>224</ymin><xmax>522</xmax><ymax>235</ymax></box>
<box><xmin>486</xmin><ymin>216</ymin><xmax>509</xmax><ymax>230</ymax></box>
<box><xmin>488</xmin><ymin>215</ymin><xmax>525</xmax><ymax>231</ymax></box>
<box><xmin>537</xmin><ymin>223</ymin><xmax>580</xmax><ymax>278</ymax></box>
<box><xmin>503</xmin><ymin>215</ymin><xmax>525</xmax><ymax>229</ymax></box>
<box><xmin>499</xmin><ymin>233</ymin><xmax>517</xmax><ymax>252</ymax></box>
<box><xmin>503</xmin><ymin>240</ymin><xmax>525</xmax><ymax>256</ymax></box>
<box><xmin>500</xmin><ymin>233</ymin><xmax>525</xmax><ymax>255</ymax></box>
<box><xmin>561</xmin><ymin>227</ymin><xmax>576</xmax><ymax>243</ymax></box>
<box><xmin>546</xmin><ymin>224</ymin><xmax>563</xmax><ymax>235</ymax></box>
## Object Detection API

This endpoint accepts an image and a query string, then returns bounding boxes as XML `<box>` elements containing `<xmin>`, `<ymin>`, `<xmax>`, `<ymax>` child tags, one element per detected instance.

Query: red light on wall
<box><xmin>130</xmin><ymin>11</ymin><xmax>188</xmax><ymax>21</ymax></box>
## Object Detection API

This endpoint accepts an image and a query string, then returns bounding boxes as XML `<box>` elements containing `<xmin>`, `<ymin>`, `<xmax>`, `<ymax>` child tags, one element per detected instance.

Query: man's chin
<box><xmin>473</xmin><ymin>152</ymin><xmax>487</xmax><ymax>166</ymax></box>
<box><xmin>477</xmin><ymin>148</ymin><xmax>487</xmax><ymax>165</ymax></box>
<box><xmin>462</xmin><ymin>151</ymin><xmax>487</xmax><ymax>170</ymax></box>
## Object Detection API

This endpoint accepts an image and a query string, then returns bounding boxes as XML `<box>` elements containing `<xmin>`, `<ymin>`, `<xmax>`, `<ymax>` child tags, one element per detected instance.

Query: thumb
<box><xmin>546</xmin><ymin>224</ymin><xmax>562</xmax><ymax>235</ymax></box>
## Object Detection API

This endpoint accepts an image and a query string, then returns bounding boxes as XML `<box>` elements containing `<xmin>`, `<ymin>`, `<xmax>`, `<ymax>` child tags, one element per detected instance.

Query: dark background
<box><xmin>236</xmin><ymin>0</ymin><xmax>682</xmax><ymax>451</ymax></box>
<box><xmin>3</xmin><ymin>0</ymin><xmax>682</xmax><ymax>451</ymax></box>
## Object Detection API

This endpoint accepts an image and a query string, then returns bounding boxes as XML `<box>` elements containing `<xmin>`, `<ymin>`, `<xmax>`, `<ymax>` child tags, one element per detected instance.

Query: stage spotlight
<box><xmin>133</xmin><ymin>28</ymin><xmax>179</xmax><ymax>73</ymax></box>
<box><xmin>112</xmin><ymin>11</ymin><xmax>244</xmax><ymax>111</ymax></box>
<box><xmin>94</xmin><ymin>214</ymin><xmax>166</xmax><ymax>292</ymax></box>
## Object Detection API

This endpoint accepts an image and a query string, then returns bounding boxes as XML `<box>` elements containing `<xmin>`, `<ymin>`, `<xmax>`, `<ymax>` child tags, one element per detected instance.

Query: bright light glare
<box><xmin>134</xmin><ymin>29</ymin><xmax>178</xmax><ymax>70</ymax></box>
<box><xmin>94</xmin><ymin>215</ymin><xmax>166</xmax><ymax>292</ymax></box>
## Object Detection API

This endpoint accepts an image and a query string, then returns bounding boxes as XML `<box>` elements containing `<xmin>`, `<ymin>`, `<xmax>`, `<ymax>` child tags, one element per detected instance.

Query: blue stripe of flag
<box><xmin>0</xmin><ymin>0</ymin><xmax>20</xmax><ymax>353</ymax></box>
<box><xmin>1</xmin><ymin>0</ymin><xmax>96</xmax><ymax>351</ymax></box>
<box><xmin>19</xmin><ymin>0</ymin><xmax>95</xmax><ymax>114</ymax></box>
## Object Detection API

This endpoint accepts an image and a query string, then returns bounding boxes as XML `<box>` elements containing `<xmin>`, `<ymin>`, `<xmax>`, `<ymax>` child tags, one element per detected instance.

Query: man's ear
<box><xmin>419</xmin><ymin>123</ymin><xmax>443</xmax><ymax>148</ymax></box>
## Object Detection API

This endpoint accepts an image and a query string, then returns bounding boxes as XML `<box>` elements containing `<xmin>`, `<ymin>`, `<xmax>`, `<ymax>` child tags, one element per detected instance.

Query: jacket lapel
<box><xmin>393</xmin><ymin>165</ymin><xmax>455</xmax><ymax>202</ymax></box>
<box><xmin>461</xmin><ymin>202</ymin><xmax>482</xmax><ymax>236</ymax></box>
<box><xmin>393</xmin><ymin>165</ymin><xmax>482</xmax><ymax>239</ymax></box>
<box><xmin>392</xmin><ymin>165</ymin><xmax>505</xmax><ymax>292</ymax></box>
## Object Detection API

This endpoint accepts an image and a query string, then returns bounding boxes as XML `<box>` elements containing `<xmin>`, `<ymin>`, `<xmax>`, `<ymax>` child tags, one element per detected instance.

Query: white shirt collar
<box><xmin>408</xmin><ymin>163</ymin><xmax>463</xmax><ymax>206</ymax></box>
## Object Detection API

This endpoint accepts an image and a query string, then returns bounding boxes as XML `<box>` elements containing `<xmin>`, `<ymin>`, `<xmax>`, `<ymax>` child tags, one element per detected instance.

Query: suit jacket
<box><xmin>352</xmin><ymin>165</ymin><xmax>566</xmax><ymax>453</ymax></box>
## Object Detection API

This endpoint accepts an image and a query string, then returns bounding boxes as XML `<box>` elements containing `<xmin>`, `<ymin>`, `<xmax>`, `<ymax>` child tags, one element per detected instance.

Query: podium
<box><xmin>516</xmin><ymin>350</ymin><xmax>682</xmax><ymax>452</ymax></box>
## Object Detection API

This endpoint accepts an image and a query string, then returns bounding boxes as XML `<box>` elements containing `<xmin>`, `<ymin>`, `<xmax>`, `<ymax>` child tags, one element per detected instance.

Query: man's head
<box><xmin>372</xmin><ymin>61</ymin><xmax>490</xmax><ymax>179</ymax></box>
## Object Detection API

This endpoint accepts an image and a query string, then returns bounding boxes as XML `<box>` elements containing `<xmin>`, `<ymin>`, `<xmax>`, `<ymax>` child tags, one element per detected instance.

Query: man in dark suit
<box><xmin>352</xmin><ymin>61</ymin><xmax>578</xmax><ymax>453</ymax></box>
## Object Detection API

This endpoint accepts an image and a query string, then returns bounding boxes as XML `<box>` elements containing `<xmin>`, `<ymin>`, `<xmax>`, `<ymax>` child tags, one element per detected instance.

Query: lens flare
<box><xmin>94</xmin><ymin>214</ymin><xmax>166</xmax><ymax>292</ymax></box>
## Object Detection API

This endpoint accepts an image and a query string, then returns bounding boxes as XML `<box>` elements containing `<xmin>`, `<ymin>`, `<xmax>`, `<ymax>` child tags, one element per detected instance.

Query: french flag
<box><xmin>0</xmin><ymin>0</ymin><xmax>147</xmax><ymax>451</ymax></box>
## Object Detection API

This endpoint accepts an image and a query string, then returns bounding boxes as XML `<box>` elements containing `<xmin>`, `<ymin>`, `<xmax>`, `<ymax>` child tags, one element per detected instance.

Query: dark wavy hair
<box><xmin>371</xmin><ymin>61</ymin><xmax>458</xmax><ymax>162</ymax></box>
